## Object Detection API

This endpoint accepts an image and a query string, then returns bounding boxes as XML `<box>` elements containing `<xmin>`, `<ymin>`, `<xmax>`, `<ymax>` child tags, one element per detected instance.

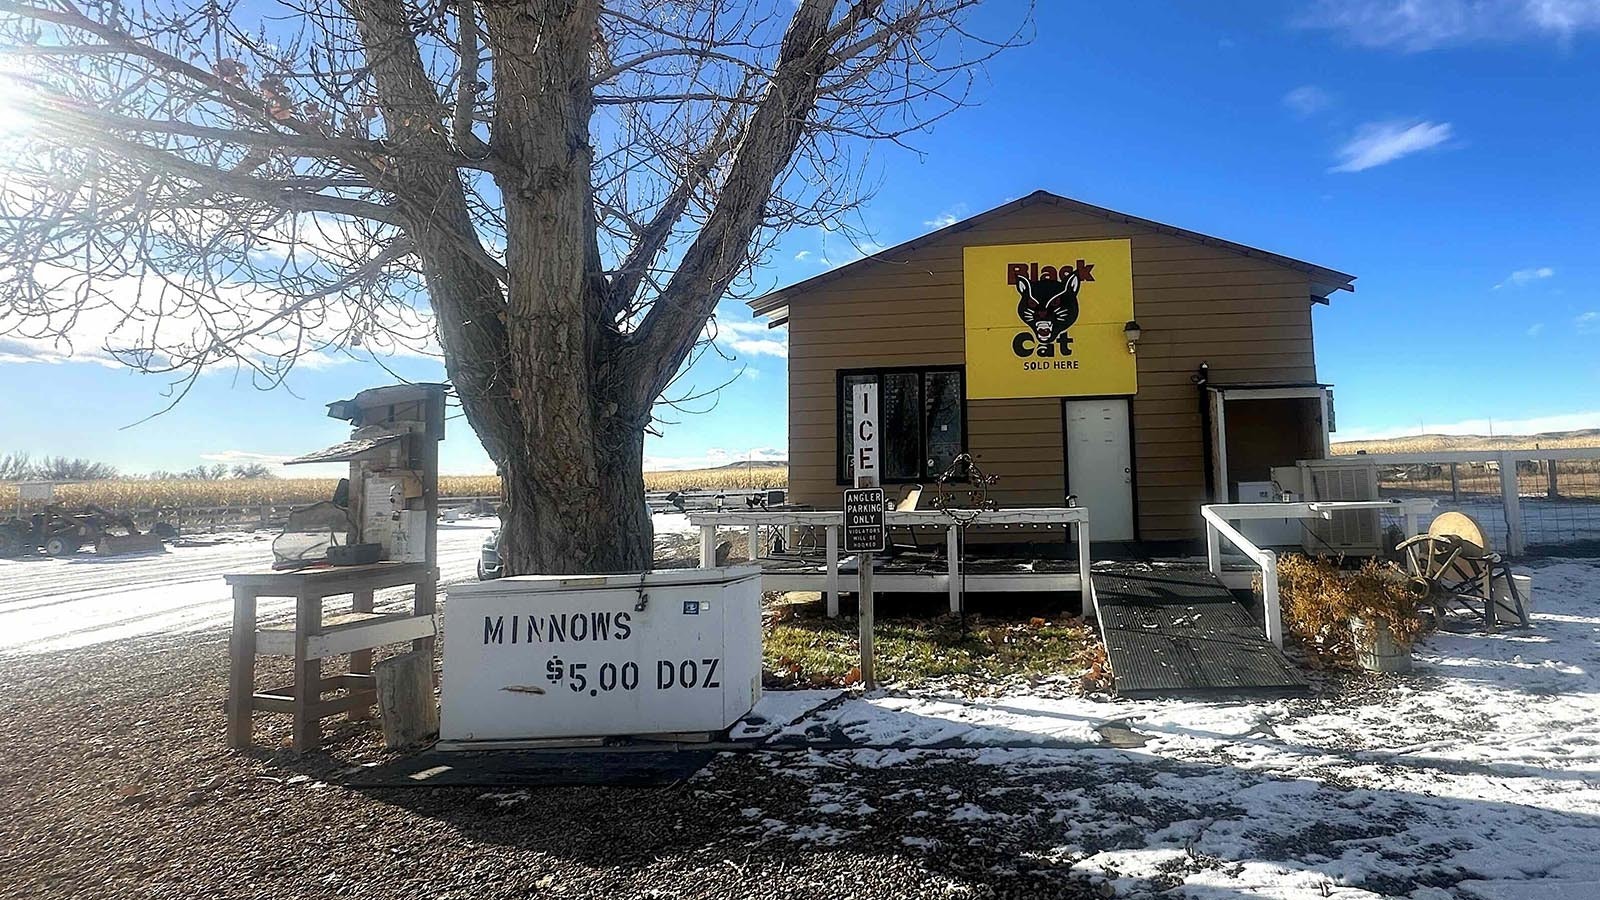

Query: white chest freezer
<box><xmin>439</xmin><ymin>565</ymin><xmax>762</xmax><ymax>745</ymax></box>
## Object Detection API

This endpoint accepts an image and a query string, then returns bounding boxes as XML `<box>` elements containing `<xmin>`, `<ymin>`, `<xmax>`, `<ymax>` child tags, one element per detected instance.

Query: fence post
<box><xmin>259</xmin><ymin>503</ymin><xmax>269</xmax><ymax>530</ymax></box>
<box><xmin>824</xmin><ymin>525</ymin><xmax>840</xmax><ymax>619</ymax></box>
<box><xmin>1547</xmin><ymin>460</ymin><xmax>1560</xmax><ymax>499</ymax></box>
<box><xmin>699</xmin><ymin>524</ymin><xmax>716</xmax><ymax>568</ymax></box>
<box><xmin>946</xmin><ymin>524</ymin><xmax>960</xmax><ymax>615</ymax></box>
<box><xmin>1450</xmin><ymin>463</ymin><xmax>1460</xmax><ymax>503</ymax></box>
<box><xmin>1262</xmin><ymin>550</ymin><xmax>1283</xmax><ymax>648</ymax></box>
<box><xmin>1499</xmin><ymin>452</ymin><xmax>1524</xmax><ymax>557</ymax></box>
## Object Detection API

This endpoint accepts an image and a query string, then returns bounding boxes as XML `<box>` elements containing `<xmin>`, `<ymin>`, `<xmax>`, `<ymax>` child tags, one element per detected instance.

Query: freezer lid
<box><xmin>446</xmin><ymin>564</ymin><xmax>762</xmax><ymax>597</ymax></box>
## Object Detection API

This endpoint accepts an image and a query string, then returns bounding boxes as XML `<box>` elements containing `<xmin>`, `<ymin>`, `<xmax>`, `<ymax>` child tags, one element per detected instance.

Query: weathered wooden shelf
<box><xmin>255</xmin><ymin>611</ymin><xmax>438</xmax><ymax>659</ymax></box>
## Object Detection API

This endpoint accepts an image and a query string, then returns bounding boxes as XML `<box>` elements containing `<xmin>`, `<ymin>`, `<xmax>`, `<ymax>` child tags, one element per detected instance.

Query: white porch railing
<box><xmin>686</xmin><ymin>507</ymin><xmax>1096</xmax><ymax>620</ymax></box>
<box><xmin>1202</xmin><ymin>499</ymin><xmax>1437</xmax><ymax>648</ymax></box>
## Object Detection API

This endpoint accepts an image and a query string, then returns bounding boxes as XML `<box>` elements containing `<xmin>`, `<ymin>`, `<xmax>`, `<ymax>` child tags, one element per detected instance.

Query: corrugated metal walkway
<box><xmin>1094</xmin><ymin>569</ymin><xmax>1308</xmax><ymax>699</ymax></box>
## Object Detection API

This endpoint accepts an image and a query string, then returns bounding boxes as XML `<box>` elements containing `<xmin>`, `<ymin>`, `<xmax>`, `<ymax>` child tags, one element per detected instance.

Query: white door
<box><xmin>1064</xmin><ymin>399</ymin><xmax>1135</xmax><ymax>541</ymax></box>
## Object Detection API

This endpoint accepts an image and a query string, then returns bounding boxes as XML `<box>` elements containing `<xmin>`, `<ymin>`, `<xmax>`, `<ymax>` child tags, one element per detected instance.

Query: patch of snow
<box><xmin>750</xmin><ymin>558</ymin><xmax>1600</xmax><ymax>898</ymax></box>
<box><xmin>651</xmin><ymin>513</ymin><xmax>696</xmax><ymax>536</ymax></box>
<box><xmin>728</xmin><ymin>689</ymin><xmax>842</xmax><ymax>741</ymax></box>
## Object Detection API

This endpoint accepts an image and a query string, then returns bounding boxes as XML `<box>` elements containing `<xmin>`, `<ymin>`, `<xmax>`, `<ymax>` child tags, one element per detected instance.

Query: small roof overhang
<box><xmin>284</xmin><ymin>434</ymin><xmax>402</xmax><ymax>466</ymax></box>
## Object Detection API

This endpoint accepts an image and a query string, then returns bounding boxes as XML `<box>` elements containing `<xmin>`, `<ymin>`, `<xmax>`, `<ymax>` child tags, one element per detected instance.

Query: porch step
<box><xmin>1093</xmin><ymin>569</ymin><xmax>1308</xmax><ymax>699</ymax></box>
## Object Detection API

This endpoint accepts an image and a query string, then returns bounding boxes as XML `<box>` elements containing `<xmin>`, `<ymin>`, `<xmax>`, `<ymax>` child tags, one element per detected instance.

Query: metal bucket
<box><xmin>1491</xmin><ymin>574</ymin><xmax>1534</xmax><ymax>625</ymax></box>
<box><xmin>1352</xmin><ymin>617</ymin><xmax>1413</xmax><ymax>674</ymax></box>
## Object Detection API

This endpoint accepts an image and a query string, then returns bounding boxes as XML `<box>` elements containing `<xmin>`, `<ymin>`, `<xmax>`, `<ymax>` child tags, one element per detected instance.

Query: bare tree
<box><xmin>0</xmin><ymin>0</ymin><xmax>1028</xmax><ymax>573</ymax></box>
<box><xmin>31</xmin><ymin>456</ymin><xmax>120</xmax><ymax>480</ymax></box>
<box><xmin>231</xmin><ymin>462</ymin><xmax>277</xmax><ymax>479</ymax></box>
<box><xmin>0</xmin><ymin>451</ymin><xmax>31</xmax><ymax>481</ymax></box>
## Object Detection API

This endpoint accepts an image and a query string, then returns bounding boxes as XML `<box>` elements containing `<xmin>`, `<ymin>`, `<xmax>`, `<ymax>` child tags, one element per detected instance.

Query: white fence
<box><xmin>1309</xmin><ymin>447</ymin><xmax>1600</xmax><ymax>557</ymax></box>
<box><xmin>686</xmin><ymin>507</ymin><xmax>1096</xmax><ymax>619</ymax></box>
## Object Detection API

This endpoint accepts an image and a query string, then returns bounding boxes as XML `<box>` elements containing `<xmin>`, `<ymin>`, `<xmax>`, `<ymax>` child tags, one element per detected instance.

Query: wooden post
<box><xmin>292</xmin><ymin>589</ymin><xmax>323</xmax><ymax>753</ymax></box>
<box><xmin>411</xmin><ymin>575</ymin><xmax>436</xmax><ymax>677</ymax></box>
<box><xmin>227</xmin><ymin>586</ymin><xmax>257</xmax><ymax>749</ymax></box>
<box><xmin>747</xmin><ymin>524</ymin><xmax>760</xmax><ymax>561</ymax></box>
<box><xmin>1547</xmin><ymin>460</ymin><xmax>1560</xmax><ymax>499</ymax></box>
<box><xmin>858</xmin><ymin>550</ymin><xmax>875</xmax><ymax>689</ymax></box>
<box><xmin>946</xmin><ymin>524</ymin><xmax>960</xmax><ymax>615</ymax></box>
<box><xmin>1450</xmin><ymin>463</ymin><xmax>1461</xmax><ymax>503</ymax></box>
<box><xmin>851</xmin><ymin>381</ymin><xmax>879</xmax><ymax>691</ymax></box>
<box><xmin>348</xmin><ymin>587</ymin><xmax>375</xmax><ymax>722</ymax></box>
<box><xmin>825</xmin><ymin>525</ymin><xmax>839</xmax><ymax>618</ymax></box>
<box><xmin>417</xmin><ymin>409</ymin><xmax>441</xmax><ymax>674</ymax></box>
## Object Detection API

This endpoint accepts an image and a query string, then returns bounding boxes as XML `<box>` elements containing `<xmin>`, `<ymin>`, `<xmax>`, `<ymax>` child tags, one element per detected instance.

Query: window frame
<box><xmin>835</xmin><ymin>364</ymin><xmax>968</xmax><ymax>486</ymax></box>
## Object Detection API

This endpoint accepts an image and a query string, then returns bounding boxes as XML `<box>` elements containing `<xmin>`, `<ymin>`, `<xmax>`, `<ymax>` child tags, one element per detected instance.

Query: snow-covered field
<box><xmin>725</xmin><ymin>559</ymin><xmax>1600</xmax><ymax>899</ymax></box>
<box><xmin>0</xmin><ymin>519</ymin><xmax>499</xmax><ymax>655</ymax></box>
<box><xmin>0</xmin><ymin>513</ymin><xmax>706</xmax><ymax>656</ymax></box>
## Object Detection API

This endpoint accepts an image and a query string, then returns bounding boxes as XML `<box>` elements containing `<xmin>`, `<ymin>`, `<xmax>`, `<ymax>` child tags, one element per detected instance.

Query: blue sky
<box><xmin>4</xmin><ymin>0</ymin><xmax>1600</xmax><ymax>475</ymax></box>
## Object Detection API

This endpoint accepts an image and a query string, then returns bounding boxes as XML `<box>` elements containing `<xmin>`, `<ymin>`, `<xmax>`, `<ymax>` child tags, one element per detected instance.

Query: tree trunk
<box><xmin>495</xmin><ymin>420</ymin><xmax>653</xmax><ymax>575</ymax></box>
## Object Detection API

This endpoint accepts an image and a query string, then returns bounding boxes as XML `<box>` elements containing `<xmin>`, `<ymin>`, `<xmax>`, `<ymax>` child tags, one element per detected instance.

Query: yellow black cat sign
<box><xmin>962</xmin><ymin>239</ymin><xmax>1136</xmax><ymax>400</ymax></box>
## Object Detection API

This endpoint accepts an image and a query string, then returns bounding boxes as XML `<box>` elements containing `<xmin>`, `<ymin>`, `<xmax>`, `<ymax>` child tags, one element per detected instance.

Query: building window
<box><xmin>838</xmin><ymin>366</ymin><xmax>966</xmax><ymax>484</ymax></box>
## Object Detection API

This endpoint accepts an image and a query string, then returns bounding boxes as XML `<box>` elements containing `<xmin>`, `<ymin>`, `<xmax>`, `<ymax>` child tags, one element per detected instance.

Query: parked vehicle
<box><xmin>0</xmin><ymin>505</ymin><xmax>173</xmax><ymax>557</ymax></box>
<box><xmin>477</xmin><ymin>528</ymin><xmax>503</xmax><ymax>580</ymax></box>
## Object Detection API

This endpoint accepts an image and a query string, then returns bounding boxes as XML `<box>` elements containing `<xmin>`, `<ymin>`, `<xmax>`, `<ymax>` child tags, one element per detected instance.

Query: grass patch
<box><xmin>763</xmin><ymin>600</ymin><xmax>1105</xmax><ymax>693</ymax></box>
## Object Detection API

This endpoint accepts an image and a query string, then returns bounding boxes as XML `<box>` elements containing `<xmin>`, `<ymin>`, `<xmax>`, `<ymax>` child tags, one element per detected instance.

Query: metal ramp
<box><xmin>1093</xmin><ymin>569</ymin><xmax>1308</xmax><ymax>698</ymax></box>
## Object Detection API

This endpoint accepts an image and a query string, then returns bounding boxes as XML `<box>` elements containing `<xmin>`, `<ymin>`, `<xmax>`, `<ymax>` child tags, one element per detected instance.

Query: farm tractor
<box><xmin>0</xmin><ymin>505</ymin><xmax>174</xmax><ymax>558</ymax></box>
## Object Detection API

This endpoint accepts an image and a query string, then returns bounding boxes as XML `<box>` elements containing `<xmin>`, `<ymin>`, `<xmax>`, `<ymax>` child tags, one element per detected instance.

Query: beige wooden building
<box><xmin>749</xmin><ymin>191</ymin><xmax>1355</xmax><ymax>545</ymax></box>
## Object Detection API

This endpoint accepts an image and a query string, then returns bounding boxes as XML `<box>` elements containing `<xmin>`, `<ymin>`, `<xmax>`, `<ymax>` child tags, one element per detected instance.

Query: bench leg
<box><xmin>412</xmin><ymin>576</ymin><xmax>438</xmax><ymax>685</ymax></box>
<box><xmin>348</xmin><ymin>588</ymin><xmax>375</xmax><ymax>722</ymax></box>
<box><xmin>227</xmin><ymin>587</ymin><xmax>257</xmax><ymax>749</ymax></box>
<box><xmin>292</xmin><ymin>590</ymin><xmax>322</xmax><ymax>753</ymax></box>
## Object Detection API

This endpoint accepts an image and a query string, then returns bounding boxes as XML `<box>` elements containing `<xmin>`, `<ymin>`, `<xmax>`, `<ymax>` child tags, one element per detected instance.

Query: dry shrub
<box><xmin>1269</xmin><ymin>554</ymin><xmax>1430</xmax><ymax>669</ymax></box>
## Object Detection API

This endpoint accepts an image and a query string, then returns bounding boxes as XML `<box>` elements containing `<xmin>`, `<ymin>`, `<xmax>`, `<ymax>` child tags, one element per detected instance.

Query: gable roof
<box><xmin>750</xmin><ymin>190</ymin><xmax>1356</xmax><ymax>325</ymax></box>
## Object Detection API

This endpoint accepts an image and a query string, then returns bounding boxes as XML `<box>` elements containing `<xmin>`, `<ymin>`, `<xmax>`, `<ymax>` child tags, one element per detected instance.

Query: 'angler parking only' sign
<box><xmin>844</xmin><ymin>487</ymin><xmax>885</xmax><ymax>553</ymax></box>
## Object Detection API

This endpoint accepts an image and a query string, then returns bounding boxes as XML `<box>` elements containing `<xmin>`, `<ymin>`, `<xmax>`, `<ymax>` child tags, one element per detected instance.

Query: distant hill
<box><xmin>704</xmin><ymin>458</ymin><xmax>788</xmax><ymax>470</ymax></box>
<box><xmin>1333</xmin><ymin>428</ymin><xmax>1600</xmax><ymax>456</ymax></box>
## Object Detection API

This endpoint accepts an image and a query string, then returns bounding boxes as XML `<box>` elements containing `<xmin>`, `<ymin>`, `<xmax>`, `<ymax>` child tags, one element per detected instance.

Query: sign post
<box><xmin>848</xmin><ymin>383</ymin><xmax>884</xmax><ymax>689</ymax></box>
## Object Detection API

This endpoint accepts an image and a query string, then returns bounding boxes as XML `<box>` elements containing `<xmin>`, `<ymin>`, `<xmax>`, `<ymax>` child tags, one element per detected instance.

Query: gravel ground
<box><xmin>0</xmin><ymin>630</ymin><xmax>1121</xmax><ymax>900</ymax></box>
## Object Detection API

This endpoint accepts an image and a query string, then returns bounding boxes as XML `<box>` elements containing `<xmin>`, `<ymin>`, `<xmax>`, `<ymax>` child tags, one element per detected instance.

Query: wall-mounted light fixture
<box><xmin>1123</xmin><ymin>320</ymin><xmax>1143</xmax><ymax>354</ymax></box>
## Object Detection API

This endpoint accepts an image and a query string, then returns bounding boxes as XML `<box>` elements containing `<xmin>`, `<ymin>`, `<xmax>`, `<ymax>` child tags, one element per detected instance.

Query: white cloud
<box><xmin>823</xmin><ymin>239</ymin><xmax>886</xmax><ymax>271</ymax></box>
<box><xmin>1577</xmin><ymin>311</ymin><xmax>1600</xmax><ymax>332</ymax></box>
<box><xmin>1299</xmin><ymin>0</ymin><xmax>1600</xmax><ymax>51</ymax></box>
<box><xmin>708</xmin><ymin>319</ymin><xmax>788</xmax><ymax>358</ymax></box>
<box><xmin>1336</xmin><ymin>410</ymin><xmax>1600</xmax><ymax>442</ymax></box>
<box><xmin>1283</xmin><ymin>85</ymin><xmax>1333</xmax><ymax>116</ymax></box>
<box><xmin>196</xmin><ymin>449</ymin><xmax>347</xmax><ymax>478</ymax></box>
<box><xmin>923</xmin><ymin>203</ymin><xmax>969</xmax><ymax>229</ymax></box>
<box><xmin>642</xmin><ymin>446</ymin><xmax>787</xmax><ymax>471</ymax></box>
<box><xmin>1329</xmin><ymin>120</ymin><xmax>1453</xmax><ymax>172</ymax></box>
<box><xmin>1527</xmin><ymin>321</ymin><xmax>1546</xmax><ymax>336</ymax></box>
<box><xmin>794</xmin><ymin>250</ymin><xmax>812</xmax><ymax>261</ymax></box>
<box><xmin>1496</xmin><ymin>266</ymin><xmax>1556</xmax><ymax>289</ymax></box>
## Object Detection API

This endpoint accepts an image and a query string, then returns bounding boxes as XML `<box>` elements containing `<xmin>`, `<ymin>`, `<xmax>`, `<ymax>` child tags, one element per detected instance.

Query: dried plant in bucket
<box><xmin>1263</xmin><ymin>555</ymin><xmax>1431</xmax><ymax>670</ymax></box>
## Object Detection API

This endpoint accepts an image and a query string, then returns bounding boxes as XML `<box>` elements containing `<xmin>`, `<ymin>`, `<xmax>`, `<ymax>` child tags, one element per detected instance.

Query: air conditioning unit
<box><xmin>1298</xmin><ymin>463</ymin><xmax>1382</xmax><ymax>556</ymax></box>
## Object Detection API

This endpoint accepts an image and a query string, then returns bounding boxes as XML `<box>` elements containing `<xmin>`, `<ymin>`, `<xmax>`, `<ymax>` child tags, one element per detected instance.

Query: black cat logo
<box><xmin>1014</xmin><ymin>273</ymin><xmax>1081</xmax><ymax>356</ymax></box>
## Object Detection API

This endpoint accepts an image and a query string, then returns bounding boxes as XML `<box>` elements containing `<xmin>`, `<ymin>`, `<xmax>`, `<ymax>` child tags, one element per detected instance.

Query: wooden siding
<box><xmin>784</xmin><ymin>204</ymin><xmax>1319</xmax><ymax>542</ymax></box>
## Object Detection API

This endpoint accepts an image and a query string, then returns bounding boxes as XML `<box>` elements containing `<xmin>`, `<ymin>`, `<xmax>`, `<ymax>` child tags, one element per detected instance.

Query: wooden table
<box><xmin>224</xmin><ymin>562</ymin><xmax>437</xmax><ymax>752</ymax></box>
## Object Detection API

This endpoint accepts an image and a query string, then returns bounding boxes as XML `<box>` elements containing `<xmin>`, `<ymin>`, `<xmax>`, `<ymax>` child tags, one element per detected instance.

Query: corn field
<box><xmin>0</xmin><ymin>466</ymin><xmax>788</xmax><ymax>511</ymax></box>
